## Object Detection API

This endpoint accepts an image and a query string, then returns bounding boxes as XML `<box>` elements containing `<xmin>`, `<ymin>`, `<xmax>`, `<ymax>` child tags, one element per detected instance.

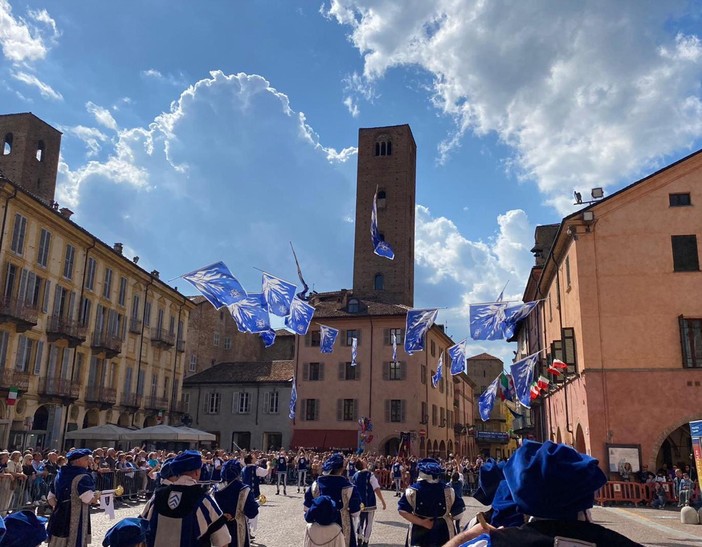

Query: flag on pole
<box><xmin>181</xmin><ymin>262</ymin><xmax>247</xmax><ymax>309</ymax></box>
<box><xmin>285</xmin><ymin>296</ymin><xmax>315</xmax><ymax>335</ymax></box>
<box><xmin>537</xmin><ymin>375</ymin><xmax>550</xmax><ymax>391</ymax></box>
<box><xmin>262</xmin><ymin>272</ymin><xmax>297</xmax><ymax>317</ymax></box>
<box><xmin>391</xmin><ymin>332</ymin><xmax>398</xmax><ymax>364</ymax></box>
<box><xmin>290</xmin><ymin>242</ymin><xmax>310</xmax><ymax>301</ymax></box>
<box><xmin>404</xmin><ymin>309</ymin><xmax>439</xmax><ymax>354</ymax></box>
<box><xmin>502</xmin><ymin>301</ymin><xmax>539</xmax><ymax>339</ymax></box>
<box><xmin>351</xmin><ymin>337</ymin><xmax>358</xmax><ymax>367</ymax></box>
<box><xmin>228</xmin><ymin>293</ymin><xmax>270</xmax><ymax>333</ymax></box>
<box><xmin>7</xmin><ymin>387</ymin><xmax>18</xmax><ymax>406</ymax></box>
<box><xmin>431</xmin><ymin>353</ymin><xmax>443</xmax><ymax>388</ymax></box>
<box><xmin>469</xmin><ymin>301</ymin><xmax>509</xmax><ymax>340</ymax></box>
<box><xmin>289</xmin><ymin>377</ymin><xmax>297</xmax><ymax>420</ymax></box>
<box><xmin>448</xmin><ymin>339</ymin><xmax>468</xmax><ymax>375</ymax></box>
<box><xmin>548</xmin><ymin>358</ymin><xmax>568</xmax><ymax>375</ymax></box>
<box><xmin>260</xmin><ymin>329</ymin><xmax>276</xmax><ymax>348</ymax></box>
<box><xmin>319</xmin><ymin>325</ymin><xmax>338</xmax><ymax>354</ymax></box>
<box><xmin>371</xmin><ymin>189</ymin><xmax>395</xmax><ymax>260</ymax></box>
<box><xmin>479</xmin><ymin>376</ymin><xmax>500</xmax><ymax>421</ymax></box>
<box><xmin>499</xmin><ymin>372</ymin><xmax>515</xmax><ymax>402</ymax></box>
<box><xmin>510</xmin><ymin>353</ymin><xmax>539</xmax><ymax>408</ymax></box>
<box><xmin>530</xmin><ymin>382</ymin><xmax>541</xmax><ymax>401</ymax></box>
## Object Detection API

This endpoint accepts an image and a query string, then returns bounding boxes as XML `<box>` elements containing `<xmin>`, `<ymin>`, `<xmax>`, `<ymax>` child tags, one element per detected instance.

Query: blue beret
<box><xmin>489</xmin><ymin>480</ymin><xmax>524</xmax><ymax>528</ymax></box>
<box><xmin>322</xmin><ymin>453</ymin><xmax>344</xmax><ymax>473</ymax></box>
<box><xmin>305</xmin><ymin>495</ymin><xmax>337</xmax><ymax>526</ymax></box>
<box><xmin>170</xmin><ymin>450</ymin><xmax>202</xmax><ymax>476</ymax></box>
<box><xmin>417</xmin><ymin>458</ymin><xmax>443</xmax><ymax>478</ymax></box>
<box><xmin>102</xmin><ymin>517</ymin><xmax>148</xmax><ymax>547</ymax></box>
<box><xmin>503</xmin><ymin>440</ymin><xmax>607</xmax><ymax>520</ymax></box>
<box><xmin>66</xmin><ymin>448</ymin><xmax>92</xmax><ymax>462</ymax></box>
<box><xmin>221</xmin><ymin>460</ymin><xmax>243</xmax><ymax>482</ymax></box>
<box><xmin>159</xmin><ymin>459</ymin><xmax>174</xmax><ymax>480</ymax></box>
<box><xmin>473</xmin><ymin>458</ymin><xmax>505</xmax><ymax>505</ymax></box>
<box><xmin>2</xmin><ymin>510</ymin><xmax>47</xmax><ymax>547</ymax></box>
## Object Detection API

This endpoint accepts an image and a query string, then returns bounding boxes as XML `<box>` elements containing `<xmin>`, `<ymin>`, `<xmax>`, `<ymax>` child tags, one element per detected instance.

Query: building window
<box><xmin>421</xmin><ymin>401</ymin><xmax>428</xmax><ymax>424</ymax></box>
<box><xmin>374</xmin><ymin>273</ymin><xmax>384</xmax><ymax>290</ymax></box>
<box><xmin>377</xmin><ymin>189</ymin><xmax>387</xmax><ymax>209</ymax></box>
<box><xmin>3</xmin><ymin>133</ymin><xmax>12</xmax><ymax>155</ymax></box>
<box><xmin>205</xmin><ymin>392</ymin><xmax>221</xmax><ymax>414</ymax></box>
<box><xmin>118</xmin><ymin>277</ymin><xmax>127</xmax><ymax>307</ymax></box>
<box><xmin>680</xmin><ymin>317</ymin><xmax>702</xmax><ymax>368</ymax></box>
<box><xmin>37</xmin><ymin>229</ymin><xmax>51</xmax><ymax>267</ymax></box>
<box><xmin>234</xmin><ymin>392</ymin><xmax>251</xmax><ymax>414</ymax></box>
<box><xmin>63</xmin><ymin>245</ymin><xmax>75</xmax><ymax>280</ymax></box>
<box><xmin>421</xmin><ymin>364</ymin><xmax>427</xmax><ymax>384</ymax></box>
<box><xmin>36</xmin><ymin>140</ymin><xmax>44</xmax><ymax>161</ymax></box>
<box><xmin>224</xmin><ymin>336</ymin><xmax>232</xmax><ymax>350</ymax></box>
<box><xmin>304</xmin><ymin>399</ymin><xmax>319</xmax><ymax>421</ymax></box>
<box><xmin>306</xmin><ymin>362</ymin><xmax>323</xmax><ymax>381</ymax></box>
<box><xmin>432</xmin><ymin>404</ymin><xmax>437</xmax><ymax>426</ymax></box>
<box><xmin>213</xmin><ymin>332</ymin><xmax>220</xmax><ymax>346</ymax></box>
<box><xmin>339</xmin><ymin>399</ymin><xmax>357</xmax><ymax>421</ymax></box>
<box><xmin>346</xmin><ymin>330</ymin><xmax>359</xmax><ymax>346</ymax></box>
<box><xmin>342</xmin><ymin>361</ymin><xmax>359</xmax><ymax>380</ymax></box>
<box><xmin>189</xmin><ymin>354</ymin><xmax>197</xmax><ymax>372</ymax></box>
<box><xmin>375</xmin><ymin>136</ymin><xmax>392</xmax><ymax>156</ymax></box>
<box><xmin>15</xmin><ymin>335</ymin><xmax>33</xmax><ymax>373</ymax></box>
<box><xmin>430</xmin><ymin>340</ymin><xmax>436</xmax><ymax>357</ymax></box>
<box><xmin>183</xmin><ymin>392</ymin><xmax>190</xmax><ymax>413</ymax></box>
<box><xmin>565</xmin><ymin>256</ymin><xmax>571</xmax><ymax>288</ymax></box>
<box><xmin>388</xmin><ymin>399</ymin><xmax>404</xmax><ymax>422</ymax></box>
<box><xmin>102</xmin><ymin>267</ymin><xmax>113</xmax><ymax>298</ymax></box>
<box><xmin>10</xmin><ymin>214</ymin><xmax>27</xmax><ymax>255</ymax></box>
<box><xmin>672</xmin><ymin>235</ymin><xmax>699</xmax><ymax>272</ymax></box>
<box><xmin>385</xmin><ymin>328</ymin><xmax>404</xmax><ymax>345</ymax></box>
<box><xmin>144</xmin><ymin>300</ymin><xmax>151</xmax><ymax>327</ymax></box>
<box><xmin>265</xmin><ymin>391</ymin><xmax>279</xmax><ymax>414</ymax></box>
<box><xmin>388</xmin><ymin>361</ymin><xmax>403</xmax><ymax>380</ymax></box>
<box><xmin>86</xmin><ymin>258</ymin><xmax>97</xmax><ymax>291</ymax></box>
<box><xmin>347</xmin><ymin>298</ymin><xmax>359</xmax><ymax>313</ymax></box>
<box><xmin>308</xmin><ymin>330</ymin><xmax>321</xmax><ymax>347</ymax></box>
<box><xmin>670</xmin><ymin>193</ymin><xmax>692</xmax><ymax>207</ymax></box>
<box><xmin>440</xmin><ymin>407</ymin><xmax>446</xmax><ymax>427</ymax></box>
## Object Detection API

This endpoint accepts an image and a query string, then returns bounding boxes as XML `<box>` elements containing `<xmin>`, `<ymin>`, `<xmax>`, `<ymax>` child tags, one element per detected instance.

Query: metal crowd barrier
<box><xmin>595</xmin><ymin>480</ymin><xmax>700</xmax><ymax>507</ymax></box>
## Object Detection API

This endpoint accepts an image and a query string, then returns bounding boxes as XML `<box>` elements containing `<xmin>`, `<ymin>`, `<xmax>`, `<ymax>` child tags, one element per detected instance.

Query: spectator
<box><xmin>651</xmin><ymin>481</ymin><xmax>667</xmax><ymax>509</ymax></box>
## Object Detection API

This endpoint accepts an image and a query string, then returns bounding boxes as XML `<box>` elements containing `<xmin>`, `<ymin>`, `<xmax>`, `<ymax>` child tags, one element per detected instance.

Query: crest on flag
<box><xmin>285</xmin><ymin>296</ymin><xmax>315</xmax><ymax>335</ymax></box>
<box><xmin>371</xmin><ymin>189</ymin><xmax>395</xmax><ymax>260</ymax></box>
<box><xmin>448</xmin><ymin>339</ymin><xmax>468</xmax><ymax>375</ymax></box>
<box><xmin>479</xmin><ymin>376</ymin><xmax>500</xmax><ymax>421</ymax></box>
<box><xmin>469</xmin><ymin>300</ymin><xmax>538</xmax><ymax>340</ymax></box>
<box><xmin>262</xmin><ymin>273</ymin><xmax>297</xmax><ymax>317</ymax></box>
<box><xmin>351</xmin><ymin>337</ymin><xmax>358</xmax><ymax>367</ymax></box>
<box><xmin>319</xmin><ymin>325</ymin><xmax>339</xmax><ymax>354</ymax></box>
<box><xmin>510</xmin><ymin>353</ymin><xmax>539</xmax><ymax>409</ymax></box>
<box><xmin>260</xmin><ymin>329</ymin><xmax>276</xmax><ymax>348</ymax></box>
<box><xmin>228</xmin><ymin>293</ymin><xmax>270</xmax><ymax>333</ymax></box>
<box><xmin>431</xmin><ymin>353</ymin><xmax>443</xmax><ymax>388</ymax></box>
<box><xmin>289</xmin><ymin>377</ymin><xmax>297</xmax><ymax>420</ymax></box>
<box><xmin>182</xmin><ymin>262</ymin><xmax>247</xmax><ymax>309</ymax></box>
<box><xmin>404</xmin><ymin>309</ymin><xmax>439</xmax><ymax>354</ymax></box>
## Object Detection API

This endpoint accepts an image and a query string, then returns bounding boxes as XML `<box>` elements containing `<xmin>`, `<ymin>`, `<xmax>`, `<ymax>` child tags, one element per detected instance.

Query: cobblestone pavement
<box><xmin>81</xmin><ymin>484</ymin><xmax>702</xmax><ymax>546</ymax></box>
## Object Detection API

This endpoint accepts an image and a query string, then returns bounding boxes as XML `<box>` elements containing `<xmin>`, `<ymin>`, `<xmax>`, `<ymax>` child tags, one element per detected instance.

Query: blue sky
<box><xmin>2</xmin><ymin>0</ymin><xmax>702</xmax><ymax>365</ymax></box>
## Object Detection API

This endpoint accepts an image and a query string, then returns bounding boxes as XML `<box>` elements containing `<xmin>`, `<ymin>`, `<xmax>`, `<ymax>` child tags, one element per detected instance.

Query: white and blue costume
<box><xmin>275</xmin><ymin>453</ymin><xmax>287</xmax><ymax>495</ymax></box>
<box><xmin>213</xmin><ymin>460</ymin><xmax>259</xmax><ymax>547</ymax></box>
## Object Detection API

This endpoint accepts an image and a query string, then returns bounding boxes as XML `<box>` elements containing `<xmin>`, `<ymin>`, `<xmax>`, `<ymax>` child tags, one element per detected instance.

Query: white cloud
<box><xmin>141</xmin><ymin>68</ymin><xmax>189</xmax><ymax>87</ymax></box>
<box><xmin>0</xmin><ymin>0</ymin><xmax>55</xmax><ymax>63</ymax></box>
<box><xmin>86</xmin><ymin>101</ymin><xmax>119</xmax><ymax>131</ymax></box>
<box><xmin>324</xmin><ymin>1</ymin><xmax>702</xmax><ymax>213</ymax></box>
<box><xmin>343</xmin><ymin>96</ymin><xmax>360</xmax><ymax>117</ymax></box>
<box><xmin>11</xmin><ymin>71</ymin><xmax>62</xmax><ymax>100</ymax></box>
<box><xmin>141</xmin><ymin>68</ymin><xmax>163</xmax><ymax>79</ymax></box>
<box><xmin>61</xmin><ymin>125</ymin><xmax>109</xmax><ymax>157</ymax></box>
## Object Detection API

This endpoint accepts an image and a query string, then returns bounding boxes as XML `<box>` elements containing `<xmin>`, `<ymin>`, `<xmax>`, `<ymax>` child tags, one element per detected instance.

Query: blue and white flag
<box><xmin>479</xmin><ymin>376</ymin><xmax>500</xmax><ymax>421</ymax></box>
<box><xmin>260</xmin><ymin>328</ymin><xmax>276</xmax><ymax>348</ymax></box>
<box><xmin>510</xmin><ymin>353</ymin><xmax>539</xmax><ymax>409</ymax></box>
<box><xmin>448</xmin><ymin>339</ymin><xmax>468</xmax><ymax>375</ymax></box>
<box><xmin>371</xmin><ymin>190</ymin><xmax>395</xmax><ymax>260</ymax></box>
<box><xmin>469</xmin><ymin>301</ymin><xmax>509</xmax><ymax>340</ymax></box>
<box><xmin>285</xmin><ymin>295</ymin><xmax>315</xmax><ymax>335</ymax></box>
<box><xmin>262</xmin><ymin>272</ymin><xmax>297</xmax><ymax>317</ymax></box>
<box><xmin>351</xmin><ymin>337</ymin><xmax>358</xmax><ymax>367</ymax></box>
<box><xmin>319</xmin><ymin>325</ymin><xmax>338</xmax><ymax>354</ymax></box>
<box><xmin>289</xmin><ymin>377</ymin><xmax>297</xmax><ymax>420</ymax></box>
<box><xmin>502</xmin><ymin>301</ymin><xmax>539</xmax><ymax>339</ymax></box>
<box><xmin>182</xmin><ymin>262</ymin><xmax>247</xmax><ymax>309</ymax></box>
<box><xmin>431</xmin><ymin>352</ymin><xmax>443</xmax><ymax>388</ymax></box>
<box><xmin>404</xmin><ymin>308</ymin><xmax>439</xmax><ymax>354</ymax></box>
<box><xmin>228</xmin><ymin>293</ymin><xmax>270</xmax><ymax>333</ymax></box>
<box><xmin>392</xmin><ymin>332</ymin><xmax>398</xmax><ymax>364</ymax></box>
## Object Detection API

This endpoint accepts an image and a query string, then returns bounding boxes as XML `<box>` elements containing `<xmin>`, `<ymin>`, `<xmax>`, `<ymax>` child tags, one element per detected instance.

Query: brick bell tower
<box><xmin>0</xmin><ymin>113</ymin><xmax>62</xmax><ymax>203</ymax></box>
<box><xmin>352</xmin><ymin>124</ymin><xmax>416</xmax><ymax>307</ymax></box>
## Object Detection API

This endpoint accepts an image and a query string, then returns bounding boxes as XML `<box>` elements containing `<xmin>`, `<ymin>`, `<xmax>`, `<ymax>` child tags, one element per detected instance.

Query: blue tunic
<box><xmin>351</xmin><ymin>470</ymin><xmax>377</xmax><ymax>510</ymax></box>
<box><xmin>276</xmin><ymin>457</ymin><xmax>287</xmax><ymax>472</ymax></box>
<box><xmin>398</xmin><ymin>480</ymin><xmax>464</xmax><ymax>547</ymax></box>
<box><xmin>392</xmin><ymin>463</ymin><xmax>402</xmax><ymax>478</ymax></box>
<box><xmin>213</xmin><ymin>480</ymin><xmax>258</xmax><ymax>547</ymax></box>
<box><xmin>298</xmin><ymin>457</ymin><xmax>308</xmax><ymax>470</ymax></box>
<box><xmin>47</xmin><ymin>465</ymin><xmax>95</xmax><ymax>547</ymax></box>
<box><xmin>241</xmin><ymin>465</ymin><xmax>262</xmax><ymax>498</ymax></box>
<box><xmin>304</xmin><ymin>475</ymin><xmax>362</xmax><ymax>547</ymax></box>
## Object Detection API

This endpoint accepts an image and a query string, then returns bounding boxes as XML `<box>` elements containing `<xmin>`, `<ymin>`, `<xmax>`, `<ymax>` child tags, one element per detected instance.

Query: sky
<box><xmin>2</xmin><ymin>0</ymin><xmax>702</xmax><ymax>366</ymax></box>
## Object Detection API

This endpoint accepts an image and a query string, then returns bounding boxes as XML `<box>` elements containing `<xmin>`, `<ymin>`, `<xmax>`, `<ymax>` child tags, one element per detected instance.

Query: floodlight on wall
<box><xmin>591</xmin><ymin>187</ymin><xmax>604</xmax><ymax>199</ymax></box>
<box><xmin>582</xmin><ymin>211</ymin><xmax>595</xmax><ymax>223</ymax></box>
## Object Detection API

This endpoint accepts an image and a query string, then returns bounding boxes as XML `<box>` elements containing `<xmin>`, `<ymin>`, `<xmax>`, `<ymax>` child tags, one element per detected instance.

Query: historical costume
<box><xmin>47</xmin><ymin>448</ymin><xmax>96</xmax><ymax>547</ymax></box>
<box><xmin>304</xmin><ymin>453</ymin><xmax>361</xmax><ymax>547</ymax></box>
<box><xmin>102</xmin><ymin>517</ymin><xmax>148</xmax><ymax>547</ymax></box>
<box><xmin>351</xmin><ymin>461</ymin><xmax>386</xmax><ymax>547</ymax></box>
<box><xmin>143</xmin><ymin>450</ymin><xmax>230</xmax><ymax>547</ymax></box>
<box><xmin>398</xmin><ymin>458</ymin><xmax>465</xmax><ymax>547</ymax></box>
<box><xmin>212</xmin><ymin>460</ymin><xmax>258</xmax><ymax>547</ymax></box>
<box><xmin>3</xmin><ymin>510</ymin><xmax>48</xmax><ymax>547</ymax></box>
<box><xmin>303</xmin><ymin>495</ymin><xmax>345</xmax><ymax>547</ymax></box>
<box><xmin>275</xmin><ymin>451</ymin><xmax>288</xmax><ymax>495</ymax></box>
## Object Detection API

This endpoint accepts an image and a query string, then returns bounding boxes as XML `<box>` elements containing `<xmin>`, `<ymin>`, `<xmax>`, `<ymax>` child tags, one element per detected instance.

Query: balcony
<box><xmin>0</xmin><ymin>296</ymin><xmax>38</xmax><ymax>332</ymax></box>
<box><xmin>176</xmin><ymin>339</ymin><xmax>186</xmax><ymax>353</ymax></box>
<box><xmin>144</xmin><ymin>395</ymin><xmax>169</xmax><ymax>411</ymax></box>
<box><xmin>84</xmin><ymin>385</ymin><xmax>117</xmax><ymax>408</ymax></box>
<box><xmin>128</xmin><ymin>318</ymin><xmax>142</xmax><ymax>334</ymax></box>
<box><xmin>46</xmin><ymin>315</ymin><xmax>87</xmax><ymax>348</ymax></box>
<box><xmin>121</xmin><ymin>392</ymin><xmax>143</xmax><ymax>409</ymax></box>
<box><xmin>0</xmin><ymin>369</ymin><xmax>29</xmax><ymax>391</ymax></box>
<box><xmin>151</xmin><ymin>328</ymin><xmax>175</xmax><ymax>348</ymax></box>
<box><xmin>39</xmin><ymin>376</ymin><xmax>79</xmax><ymax>401</ymax></box>
<box><xmin>90</xmin><ymin>331</ymin><xmax>122</xmax><ymax>359</ymax></box>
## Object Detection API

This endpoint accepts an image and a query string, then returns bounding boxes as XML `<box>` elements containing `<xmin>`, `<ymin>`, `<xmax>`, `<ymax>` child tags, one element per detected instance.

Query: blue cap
<box><xmin>221</xmin><ymin>460</ymin><xmax>243</xmax><ymax>482</ymax></box>
<box><xmin>170</xmin><ymin>450</ymin><xmax>202</xmax><ymax>476</ymax></box>
<box><xmin>159</xmin><ymin>459</ymin><xmax>174</xmax><ymax>480</ymax></box>
<box><xmin>322</xmin><ymin>453</ymin><xmax>344</xmax><ymax>473</ymax></box>
<box><xmin>2</xmin><ymin>510</ymin><xmax>47</xmax><ymax>547</ymax></box>
<box><xmin>473</xmin><ymin>458</ymin><xmax>505</xmax><ymax>505</ymax></box>
<box><xmin>66</xmin><ymin>448</ymin><xmax>92</xmax><ymax>462</ymax></box>
<box><xmin>102</xmin><ymin>517</ymin><xmax>148</xmax><ymax>547</ymax></box>
<box><xmin>503</xmin><ymin>440</ymin><xmax>607</xmax><ymax>520</ymax></box>
<box><xmin>489</xmin><ymin>480</ymin><xmax>524</xmax><ymax>528</ymax></box>
<box><xmin>417</xmin><ymin>458</ymin><xmax>443</xmax><ymax>478</ymax></box>
<box><xmin>305</xmin><ymin>495</ymin><xmax>337</xmax><ymax>526</ymax></box>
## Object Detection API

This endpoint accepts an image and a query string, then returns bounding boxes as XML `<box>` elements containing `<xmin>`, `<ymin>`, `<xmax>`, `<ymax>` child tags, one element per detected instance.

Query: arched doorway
<box><xmin>575</xmin><ymin>424</ymin><xmax>586</xmax><ymax>454</ymax></box>
<box><xmin>419</xmin><ymin>437</ymin><xmax>426</xmax><ymax>457</ymax></box>
<box><xmin>656</xmin><ymin>424</ymin><xmax>693</xmax><ymax>471</ymax></box>
<box><xmin>425</xmin><ymin>439</ymin><xmax>431</xmax><ymax>457</ymax></box>
<box><xmin>144</xmin><ymin>415</ymin><xmax>158</xmax><ymax>427</ymax></box>
<box><xmin>432</xmin><ymin>440</ymin><xmax>438</xmax><ymax>456</ymax></box>
<box><xmin>117</xmin><ymin>413</ymin><xmax>131</xmax><ymax>427</ymax></box>
<box><xmin>33</xmin><ymin>406</ymin><xmax>49</xmax><ymax>431</ymax></box>
<box><xmin>439</xmin><ymin>440</ymin><xmax>446</xmax><ymax>459</ymax></box>
<box><xmin>384</xmin><ymin>436</ymin><xmax>400</xmax><ymax>456</ymax></box>
<box><xmin>83</xmin><ymin>408</ymin><xmax>99</xmax><ymax>428</ymax></box>
<box><xmin>447</xmin><ymin>440</ymin><xmax>454</xmax><ymax>456</ymax></box>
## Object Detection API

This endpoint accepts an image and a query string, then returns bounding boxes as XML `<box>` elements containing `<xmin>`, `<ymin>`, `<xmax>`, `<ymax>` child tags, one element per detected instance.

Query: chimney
<box><xmin>59</xmin><ymin>207</ymin><xmax>73</xmax><ymax>220</ymax></box>
<box><xmin>113</xmin><ymin>242</ymin><xmax>123</xmax><ymax>255</ymax></box>
<box><xmin>133</xmin><ymin>256</ymin><xmax>139</xmax><ymax>264</ymax></box>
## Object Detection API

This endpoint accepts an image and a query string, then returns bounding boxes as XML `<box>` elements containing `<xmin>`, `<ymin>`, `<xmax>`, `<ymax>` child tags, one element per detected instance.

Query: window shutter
<box><xmin>338</xmin><ymin>362</ymin><xmax>345</xmax><ymax>381</ymax></box>
<box><xmin>18</xmin><ymin>269</ymin><xmax>28</xmax><ymax>302</ymax></box>
<box><xmin>353</xmin><ymin>399</ymin><xmax>359</xmax><ymax>421</ymax></box>
<box><xmin>383</xmin><ymin>362</ymin><xmax>389</xmax><ymax>381</ymax></box>
<box><xmin>319</xmin><ymin>363</ymin><xmax>325</xmax><ymax>381</ymax></box>
<box><xmin>25</xmin><ymin>272</ymin><xmax>35</xmax><ymax>302</ymax></box>
<box><xmin>263</xmin><ymin>392</ymin><xmax>270</xmax><ymax>414</ymax></box>
<box><xmin>42</xmin><ymin>280</ymin><xmax>51</xmax><ymax>313</ymax></box>
<box><xmin>385</xmin><ymin>400</ymin><xmax>390</xmax><ymax>423</ymax></box>
<box><xmin>303</xmin><ymin>363</ymin><xmax>309</xmax><ymax>381</ymax></box>
<box><xmin>233</xmin><ymin>392</ymin><xmax>240</xmax><ymax>414</ymax></box>
<box><xmin>314</xmin><ymin>400</ymin><xmax>320</xmax><ymax>421</ymax></box>
<box><xmin>68</xmin><ymin>291</ymin><xmax>76</xmax><ymax>320</ymax></box>
<box><xmin>355</xmin><ymin>363</ymin><xmax>361</xmax><ymax>381</ymax></box>
<box><xmin>400</xmin><ymin>362</ymin><xmax>407</xmax><ymax>380</ymax></box>
<box><xmin>14</xmin><ymin>337</ymin><xmax>26</xmax><ymax>371</ymax></box>
<box><xmin>340</xmin><ymin>330</ymin><xmax>346</xmax><ymax>346</ymax></box>
<box><xmin>52</xmin><ymin>284</ymin><xmax>61</xmax><ymax>316</ymax></box>
<box><xmin>401</xmin><ymin>400</ymin><xmax>406</xmax><ymax>423</ymax></box>
<box><xmin>383</xmin><ymin>329</ymin><xmax>390</xmax><ymax>345</ymax></box>
<box><xmin>33</xmin><ymin>340</ymin><xmax>43</xmax><ymax>375</ymax></box>
<box><xmin>300</xmin><ymin>400</ymin><xmax>306</xmax><ymax>421</ymax></box>
<box><xmin>203</xmin><ymin>393</ymin><xmax>209</xmax><ymax>413</ymax></box>
<box><xmin>336</xmin><ymin>399</ymin><xmax>342</xmax><ymax>421</ymax></box>
<box><xmin>356</xmin><ymin>330</ymin><xmax>362</xmax><ymax>345</ymax></box>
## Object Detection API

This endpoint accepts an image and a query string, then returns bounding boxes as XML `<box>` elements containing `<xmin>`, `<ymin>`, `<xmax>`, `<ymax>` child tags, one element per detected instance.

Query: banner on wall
<box><xmin>689</xmin><ymin>420</ymin><xmax>702</xmax><ymax>485</ymax></box>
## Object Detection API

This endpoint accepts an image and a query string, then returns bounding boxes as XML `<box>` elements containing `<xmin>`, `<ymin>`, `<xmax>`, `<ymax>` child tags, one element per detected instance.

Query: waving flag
<box><xmin>319</xmin><ymin>325</ymin><xmax>338</xmax><ymax>354</ymax></box>
<box><xmin>479</xmin><ymin>376</ymin><xmax>500</xmax><ymax>421</ymax></box>
<box><xmin>351</xmin><ymin>337</ymin><xmax>358</xmax><ymax>366</ymax></box>
<box><xmin>182</xmin><ymin>262</ymin><xmax>246</xmax><ymax>309</ymax></box>
<box><xmin>260</xmin><ymin>329</ymin><xmax>276</xmax><ymax>348</ymax></box>
<box><xmin>404</xmin><ymin>308</ymin><xmax>439</xmax><ymax>354</ymax></box>
<box><xmin>290</xmin><ymin>242</ymin><xmax>310</xmax><ymax>301</ymax></box>
<box><xmin>431</xmin><ymin>352</ymin><xmax>443</xmax><ymax>388</ymax></box>
<box><xmin>499</xmin><ymin>373</ymin><xmax>515</xmax><ymax>402</ymax></box>
<box><xmin>502</xmin><ymin>301</ymin><xmax>539</xmax><ymax>339</ymax></box>
<box><xmin>371</xmin><ymin>190</ymin><xmax>395</xmax><ymax>260</ymax></box>
<box><xmin>392</xmin><ymin>332</ymin><xmax>398</xmax><ymax>364</ymax></box>
<box><xmin>510</xmin><ymin>353</ymin><xmax>539</xmax><ymax>408</ymax></box>
<box><xmin>530</xmin><ymin>382</ymin><xmax>541</xmax><ymax>401</ymax></box>
<box><xmin>548</xmin><ymin>358</ymin><xmax>568</xmax><ymax>376</ymax></box>
<box><xmin>469</xmin><ymin>301</ymin><xmax>509</xmax><ymax>340</ymax></box>
<box><xmin>537</xmin><ymin>375</ymin><xmax>550</xmax><ymax>391</ymax></box>
<box><xmin>228</xmin><ymin>293</ymin><xmax>270</xmax><ymax>333</ymax></box>
<box><xmin>285</xmin><ymin>296</ymin><xmax>315</xmax><ymax>335</ymax></box>
<box><xmin>289</xmin><ymin>377</ymin><xmax>297</xmax><ymax>420</ymax></box>
<box><xmin>448</xmin><ymin>339</ymin><xmax>468</xmax><ymax>375</ymax></box>
<box><xmin>262</xmin><ymin>273</ymin><xmax>297</xmax><ymax>317</ymax></box>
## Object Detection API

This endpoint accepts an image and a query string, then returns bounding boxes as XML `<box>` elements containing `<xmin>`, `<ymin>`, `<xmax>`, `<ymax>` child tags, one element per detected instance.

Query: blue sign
<box><xmin>476</xmin><ymin>431</ymin><xmax>510</xmax><ymax>443</ymax></box>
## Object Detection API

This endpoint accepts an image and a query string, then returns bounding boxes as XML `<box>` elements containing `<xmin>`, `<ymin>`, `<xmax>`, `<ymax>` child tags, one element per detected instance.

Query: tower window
<box><xmin>377</xmin><ymin>189</ymin><xmax>387</xmax><ymax>209</ymax></box>
<box><xmin>374</xmin><ymin>273</ymin><xmax>384</xmax><ymax>290</ymax></box>
<box><xmin>348</xmin><ymin>298</ymin><xmax>359</xmax><ymax>313</ymax></box>
<box><xmin>2</xmin><ymin>133</ymin><xmax>12</xmax><ymax>156</ymax></box>
<box><xmin>36</xmin><ymin>140</ymin><xmax>45</xmax><ymax>162</ymax></box>
<box><xmin>375</xmin><ymin>135</ymin><xmax>392</xmax><ymax>157</ymax></box>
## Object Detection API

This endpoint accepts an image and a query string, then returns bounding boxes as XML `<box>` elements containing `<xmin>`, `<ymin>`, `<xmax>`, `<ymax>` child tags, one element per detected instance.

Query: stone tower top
<box><xmin>0</xmin><ymin>113</ymin><xmax>62</xmax><ymax>203</ymax></box>
<box><xmin>352</xmin><ymin>124</ymin><xmax>416</xmax><ymax>307</ymax></box>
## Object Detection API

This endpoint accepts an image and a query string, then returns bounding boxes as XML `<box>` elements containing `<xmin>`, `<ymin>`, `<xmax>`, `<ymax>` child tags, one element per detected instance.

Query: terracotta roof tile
<box><xmin>467</xmin><ymin>352</ymin><xmax>502</xmax><ymax>362</ymax></box>
<box><xmin>183</xmin><ymin>360</ymin><xmax>294</xmax><ymax>385</ymax></box>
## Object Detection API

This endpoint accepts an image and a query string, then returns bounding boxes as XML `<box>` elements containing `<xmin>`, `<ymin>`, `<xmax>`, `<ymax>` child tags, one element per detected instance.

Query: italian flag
<box><xmin>7</xmin><ymin>387</ymin><xmax>18</xmax><ymax>406</ymax></box>
<box><xmin>537</xmin><ymin>375</ymin><xmax>550</xmax><ymax>391</ymax></box>
<box><xmin>529</xmin><ymin>382</ymin><xmax>541</xmax><ymax>400</ymax></box>
<box><xmin>548</xmin><ymin>359</ymin><xmax>568</xmax><ymax>376</ymax></box>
